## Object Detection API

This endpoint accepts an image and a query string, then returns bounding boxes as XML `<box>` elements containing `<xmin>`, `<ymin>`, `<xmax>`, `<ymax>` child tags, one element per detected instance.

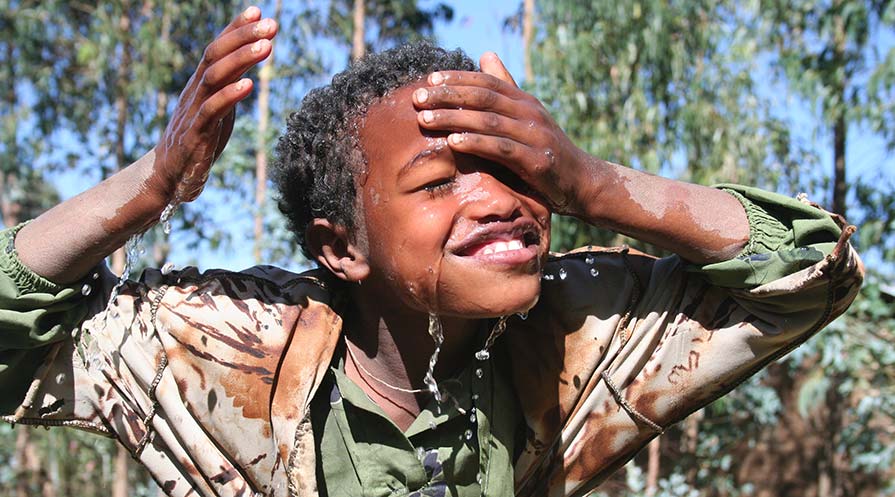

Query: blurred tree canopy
<box><xmin>1</xmin><ymin>0</ymin><xmax>893</xmax><ymax>496</ymax></box>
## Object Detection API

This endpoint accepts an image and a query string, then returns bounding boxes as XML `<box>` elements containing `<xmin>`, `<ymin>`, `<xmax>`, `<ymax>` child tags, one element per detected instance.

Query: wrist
<box><xmin>566</xmin><ymin>152</ymin><xmax>612</xmax><ymax>222</ymax></box>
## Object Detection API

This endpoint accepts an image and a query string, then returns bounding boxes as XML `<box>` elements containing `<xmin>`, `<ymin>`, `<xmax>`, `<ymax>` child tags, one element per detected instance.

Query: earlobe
<box><xmin>305</xmin><ymin>219</ymin><xmax>370</xmax><ymax>283</ymax></box>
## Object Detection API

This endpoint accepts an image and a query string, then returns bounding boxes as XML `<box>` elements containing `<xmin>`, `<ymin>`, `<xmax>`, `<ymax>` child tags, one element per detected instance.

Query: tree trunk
<box><xmin>254</xmin><ymin>0</ymin><xmax>282</xmax><ymax>263</ymax></box>
<box><xmin>111</xmin><ymin>8</ymin><xmax>133</xmax><ymax>497</ymax></box>
<box><xmin>14</xmin><ymin>428</ymin><xmax>36</xmax><ymax>497</ymax></box>
<box><xmin>112</xmin><ymin>444</ymin><xmax>129</xmax><ymax>497</ymax></box>
<box><xmin>522</xmin><ymin>0</ymin><xmax>534</xmax><ymax>83</ymax></box>
<box><xmin>351</xmin><ymin>0</ymin><xmax>366</xmax><ymax>62</ymax></box>
<box><xmin>646</xmin><ymin>436</ymin><xmax>660</xmax><ymax>496</ymax></box>
<box><xmin>832</xmin><ymin>109</ymin><xmax>847</xmax><ymax>217</ymax></box>
<box><xmin>830</xmin><ymin>7</ymin><xmax>847</xmax><ymax>217</ymax></box>
<box><xmin>684</xmin><ymin>409</ymin><xmax>703</xmax><ymax>485</ymax></box>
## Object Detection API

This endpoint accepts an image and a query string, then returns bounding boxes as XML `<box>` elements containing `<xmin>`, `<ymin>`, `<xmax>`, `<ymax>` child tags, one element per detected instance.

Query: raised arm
<box><xmin>14</xmin><ymin>6</ymin><xmax>278</xmax><ymax>284</ymax></box>
<box><xmin>411</xmin><ymin>53</ymin><xmax>750</xmax><ymax>264</ymax></box>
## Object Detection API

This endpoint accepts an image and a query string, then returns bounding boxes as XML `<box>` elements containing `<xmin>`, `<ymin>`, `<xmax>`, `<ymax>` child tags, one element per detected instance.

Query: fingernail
<box><xmin>242</xmin><ymin>6</ymin><xmax>257</xmax><ymax>20</ymax></box>
<box><xmin>450</xmin><ymin>133</ymin><xmax>465</xmax><ymax>144</ymax></box>
<box><xmin>254</xmin><ymin>19</ymin><xmax>270</xmax><ymax>36</ymax></box>
<box><xmin>251</xmin><ymin>40</ymin><xmax>263</xmax><ymax>54</ymax></box>
<box><xmin>414</xmin><ymin>88</ymin><xmax>428</xmax><ymax>104</ymax></box>
<box><xmin>235</xmin><ymin>79</ymin><xmax>246</xmax><ymax>91</ymax></box>
<box><xmin>421</xmin><ymin>110</ymin><xmax>434</xmax><ymax>123</ymax></box>
<box><xmin>430</xmin><ymin>72</ymin><xmax>444</xmax><ymax>85</ymax></box>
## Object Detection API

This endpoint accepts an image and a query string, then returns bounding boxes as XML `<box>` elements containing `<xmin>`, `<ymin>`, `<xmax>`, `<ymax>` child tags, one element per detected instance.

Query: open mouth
<box><xmin>450</xmin><ymin>220</ymin><xmax>542</xmax><ymax>264</ymax></box>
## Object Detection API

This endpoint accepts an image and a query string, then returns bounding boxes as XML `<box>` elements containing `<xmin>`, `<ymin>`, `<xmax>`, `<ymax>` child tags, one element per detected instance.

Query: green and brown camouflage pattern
<box><xmin>1</xmin><ymin>200</ymin><xmax>863</xmax><ymax>497</ymax></box>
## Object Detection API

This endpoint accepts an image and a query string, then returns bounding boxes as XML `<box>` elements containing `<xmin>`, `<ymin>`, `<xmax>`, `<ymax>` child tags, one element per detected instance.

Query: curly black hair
<box><xmin>272</xmin><ymin>41</ymin><xmax>477</xmax><ymax>260</ymax></box>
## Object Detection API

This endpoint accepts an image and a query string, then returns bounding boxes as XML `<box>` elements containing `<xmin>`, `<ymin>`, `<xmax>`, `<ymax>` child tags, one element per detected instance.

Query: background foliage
<box><xmin>0</xmin><ymin>0</ymin><xmax>892</xmax><ymax>496</ymax></box>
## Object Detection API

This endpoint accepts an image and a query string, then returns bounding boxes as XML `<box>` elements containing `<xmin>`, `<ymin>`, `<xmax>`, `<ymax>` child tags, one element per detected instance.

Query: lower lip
<box><xmin>452</xmin><ymin>244</ymin><xmax>539</xmax><ymax>267</ymax></box>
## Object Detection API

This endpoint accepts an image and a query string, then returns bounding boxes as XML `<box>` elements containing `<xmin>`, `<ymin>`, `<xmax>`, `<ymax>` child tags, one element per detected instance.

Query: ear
<box><xmin>305</xmin><ymin>218</ymin><xmax>370</xmax><ymax>283</ymax></box>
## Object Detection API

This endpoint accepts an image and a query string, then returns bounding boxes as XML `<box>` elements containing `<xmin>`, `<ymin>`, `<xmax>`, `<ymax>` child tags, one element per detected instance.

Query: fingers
<box><xmin>195</xmin><ymin>78</ymin><xmax>254</xmax><ymax>132</ymax></box>
<box><xmin>219</xmin><ymin>6</ymin><xmax>262</xmax><ymax>37</ymax></box>
<box><xmin>479</xmin><ymin>52</ymin><xmax>518</xmax><ymax>87</ymax></box>
<box><xmin>202</xmin><ymin>17</ymin><xmax>277</xmax><ymax>69</ymax></box>
<box><xmin>426</xmin><ymin>70</ymin><xmax>524</xmax><ymax>99</ymax></box>
<box><xmin>413</xmin><ymin>85</ymin><xmax>518</xmax><ymax>116</ymax></box>
<box><xmin>417</xmin><ymin>108</ymin><xmax>531</xmax><ymax>143</ymax></box>
<box><xmin>447</xmin><ymin>133</ymin><xmax>531</xmax><ymax>174</ymax></box>
<box><xmin>202</xmin><ymin>37</ymin><xmax>272</xmax><ymax>89</ymax></box>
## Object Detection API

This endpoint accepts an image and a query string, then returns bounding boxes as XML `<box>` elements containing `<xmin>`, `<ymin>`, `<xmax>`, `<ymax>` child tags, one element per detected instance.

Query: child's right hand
<box><xmin>150</xmin><ymin>6</ymin><xmax>277</xmax><ymax>204</ymax></box>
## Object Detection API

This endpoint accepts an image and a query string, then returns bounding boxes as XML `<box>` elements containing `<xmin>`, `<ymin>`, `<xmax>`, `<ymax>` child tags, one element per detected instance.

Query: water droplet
<box><xmin>415</xmin><ymin>446</ymin><xmax>425</xmax><ymax>461</ymax></box>
<box><xmin>159</xmin><ymin>202</ymin><xmax>179</xmax><ymax>235</ymax></box>
<box><xmin>474</xmin><ymin>350</ymin><xmax>490</xmax><ymax>361</ymax></box>
<box><xmin>464</xmin><ymin>428</ymin><xmax>474</xmax><ymax>440</ymax></box>
<box><xmin>477</xmin><ymin>472</ymin><xmax>483</xmax><ymax>485</ymax></box>
<box><xmin>428</xmin><ymin>420</ymin><xmax>437</xmax><ymax>430</ymax></box>
<box><xmin>542</xmin><ymin>273</ymin><xmax>555</xmax><ymax>281</ymax></box>
<box><xmin>590</xmin><ymin>268</ymin><xmax>600</xmax><ymax>277</ymax></box>
<box><xmin>424</xmin><ymin>313</ymin><xmax>445</xmax><ymax>404</ymax></box>
<box><xmin>469</xmin><ymin>411</ymin><xmax>477</xmax><ymax>423</ymax></box>
<box><xmin>516</xmin><ymin>311</ymin><xmax>528</xmax><ymax>320</ymax></box>
<box><xmin>585</xmin><ymin>255</ymin><xmax>595</xmax><ymax>265</ymax></box>
<box><xmin>91</xmin><ymin>272</ymin><xmax>99</xmax><ymax>280</ymax></box>
<box><xmin>161</xmin><ymin>262</ymin><xmax>175</xmax><ymax>275</ymax></box>
<box><xmin>475</xmin><ymin>368</ymin><xmax>484</xmax><ymax>379</ymax></box>
<box><xmin>472</xmin><ymin>393</ymin><xmax>479</xmax><ymax>401</ymax></box>
<box><xmin>558</xmin><ymin>267</ymin><xmax>567</xmax><ymax>280</ymax></box>
<box><xmin>81</xmin><ymin>284</ymin><xmax>92</xmax><ymax>296</ymax></box>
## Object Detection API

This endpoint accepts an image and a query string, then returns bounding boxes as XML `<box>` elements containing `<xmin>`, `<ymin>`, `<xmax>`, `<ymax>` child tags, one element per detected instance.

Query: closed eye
<box><xmin>422</xmin><ymin>177</ymin><xmax>455</xmax><ymax>197</ymax></box>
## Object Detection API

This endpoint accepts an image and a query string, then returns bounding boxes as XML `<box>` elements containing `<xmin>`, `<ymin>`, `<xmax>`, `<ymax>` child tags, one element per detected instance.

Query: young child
<box><xmin>1</xmin><ymin>7</ymin><xmax>862</xmax><ymax>497</ymax></box>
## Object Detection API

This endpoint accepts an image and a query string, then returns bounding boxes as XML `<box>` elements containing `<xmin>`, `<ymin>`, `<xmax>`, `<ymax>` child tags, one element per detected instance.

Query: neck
<box><xmin>342</xmin><ymin>284</ymin><xmax>482</xmax><ymax>429</ymax></box>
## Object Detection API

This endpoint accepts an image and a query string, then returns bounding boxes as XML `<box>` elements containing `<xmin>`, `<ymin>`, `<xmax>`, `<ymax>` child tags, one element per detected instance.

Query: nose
<box><xmin>462</xmin><ymin>172</ymin><xmax>523</xmax><ymax>223</ymax></box>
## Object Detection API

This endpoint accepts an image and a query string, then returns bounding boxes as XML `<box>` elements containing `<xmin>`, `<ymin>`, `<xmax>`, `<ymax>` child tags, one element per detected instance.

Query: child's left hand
<box><xmin>412</xmin><ymin>53</ymin><xmax>591</xmax><ymax>216</ymax></box>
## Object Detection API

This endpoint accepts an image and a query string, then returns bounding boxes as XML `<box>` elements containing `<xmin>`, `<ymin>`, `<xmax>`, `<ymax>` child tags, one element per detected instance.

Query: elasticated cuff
<box><xmin>721</xmin><ymin>188</ymin><xmax>790</xmax><ymax>256</ymax></box>
<box><xmin>0</xmin><ymin>223</ymin><xmax>68</xmax><ymax>296</ymax></box>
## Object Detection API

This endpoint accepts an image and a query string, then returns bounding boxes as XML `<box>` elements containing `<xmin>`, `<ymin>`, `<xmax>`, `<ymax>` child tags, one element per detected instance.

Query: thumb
<box><xmin>480</xmin><ymin>52</ymin><xmax>518</xmax><ymax>88</ymax></box>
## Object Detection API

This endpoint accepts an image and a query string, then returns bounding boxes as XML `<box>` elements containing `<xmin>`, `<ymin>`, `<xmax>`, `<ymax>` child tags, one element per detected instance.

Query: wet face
<box><xmin>354</xmin><ymin>82</ymin><xmax>551</xmax><ymax>318</ymax></box>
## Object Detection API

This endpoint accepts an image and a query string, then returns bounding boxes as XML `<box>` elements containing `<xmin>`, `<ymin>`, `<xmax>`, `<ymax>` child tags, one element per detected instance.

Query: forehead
<box><xmin>358</xmin><ymin>80</ymin><xmax>448</xmax><ymax>179</ymax></box>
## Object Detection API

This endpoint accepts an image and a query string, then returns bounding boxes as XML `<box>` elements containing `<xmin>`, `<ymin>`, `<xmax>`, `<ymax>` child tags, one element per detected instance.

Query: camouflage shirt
<box><xmin>0</xmin><ymin>185</ymin><xmax>863</xmax><ymax>497</ymax></box>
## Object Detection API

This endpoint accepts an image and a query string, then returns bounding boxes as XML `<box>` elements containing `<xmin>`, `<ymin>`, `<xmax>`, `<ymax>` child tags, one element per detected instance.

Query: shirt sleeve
<box><xmin>693</xmin><ymin>184</ymin><xmax>849</xmax><ymax>289</ymax></box>
<box><xmin>0</xmin><ymin>224</ymin><xmax>92</xmax><ymax>415</ymax></box>
<box><xmin>509</xmin><ymin>186</ymin><xmax>864</xmax><ymax>497</ymax></box>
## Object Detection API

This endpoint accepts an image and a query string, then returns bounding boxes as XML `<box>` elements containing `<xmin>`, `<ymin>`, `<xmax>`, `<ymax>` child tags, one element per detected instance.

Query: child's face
<box><xmin>354</xmin><ymin>82</ymin><xmax>551</xmax><ymax>317</ymax></box>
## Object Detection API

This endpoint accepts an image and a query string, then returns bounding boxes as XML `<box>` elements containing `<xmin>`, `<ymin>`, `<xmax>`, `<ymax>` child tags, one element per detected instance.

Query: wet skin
<box><xmin>355</xmin><ymin>82</ymin><xmax>552</xmax><ymax>319</ymax></box>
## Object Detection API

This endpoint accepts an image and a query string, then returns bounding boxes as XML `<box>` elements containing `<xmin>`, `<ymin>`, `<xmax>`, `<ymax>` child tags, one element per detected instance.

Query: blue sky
<box><xmin>44</xmin><ymin>0</ymin><xmax>894</xmax><ymax>273</ymax></box>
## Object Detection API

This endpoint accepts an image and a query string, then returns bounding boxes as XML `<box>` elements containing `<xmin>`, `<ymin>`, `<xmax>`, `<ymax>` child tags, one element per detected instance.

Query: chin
<box><xmin>438</xmin><ymin>274</ymin><xmax>542</xmax><ymax>318</ymax></box>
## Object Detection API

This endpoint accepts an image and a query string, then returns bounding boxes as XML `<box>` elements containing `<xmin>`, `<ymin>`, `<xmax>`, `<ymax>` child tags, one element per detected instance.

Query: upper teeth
<box><xmin>480</xmin><ymin>239</ymin><xmax>524</xmax><ymax>255</ymax></box>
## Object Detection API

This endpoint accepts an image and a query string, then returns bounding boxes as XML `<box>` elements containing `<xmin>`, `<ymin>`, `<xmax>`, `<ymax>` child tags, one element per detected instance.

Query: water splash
<box><xmin>558</xmin><ymin>267</ymin><xmax>568</xmax><ymax>280</ymax></box>
<box><xmin>423</xmin><ymin>313</ymin><xmax>445</xmax><ymax>404</ymax></box>
<box><xmin>475</xmin><ymin>316</ymin><xmax>508</xmax><ymax>361</ymax></box>
<box><xmin>590</xmin><ymin>268</ymin><xmax>599</xmax><ymax>277</ymax></box>
<box><xmin>159</xmin><ymin>201</ymin><xmax>180</xmax><ymax>235</ymax></box>
<box><xmin>161</xmin><ymin>261</ymin><xmax>176</xmax><ymax>275</ymax></box>
<box><xmin>585</xmin><ymin>255</ymin><xmax>595</xmax><ymax>265</ymax></box>
<box><xmin>107</xmin><ymin>234</ymin><xmax>143</xmax><ymax>309</ymax></box>
<box><xmin>516</xmin><ymin>311</ymin><xmax>528</xmax><ymax>320</ymax></box>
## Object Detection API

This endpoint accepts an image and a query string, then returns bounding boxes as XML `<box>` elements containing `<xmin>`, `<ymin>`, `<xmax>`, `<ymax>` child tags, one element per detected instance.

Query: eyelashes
<box><xmin>422</xmin><ymin>177</ymin><xmax>456</xmax><ymax>197</ymax></box>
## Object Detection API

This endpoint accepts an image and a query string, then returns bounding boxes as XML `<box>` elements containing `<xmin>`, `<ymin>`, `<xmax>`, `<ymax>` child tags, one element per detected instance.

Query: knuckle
<box><xmin>202</xmin><ymin>46</ymin><xmax>216</xmax><ymax>65</ymax></box>
<box><xmin>497</xmin><ymin>138</ymin><xmax>514</xmax><ymax>156</ymax></box>
<box><xmin>483</xmin><ymin>113</ymin><xmax>501</xmax><ymax>130</ymax></box>
<box><xmin>481</xmin><ymin>89</ymin><xmax>498</xmax><ymax>107</ymax></box>
<box><xmin>201</xmin><ymin>71</ymin><xmax>215</xmax><ymax>88</ymax></box>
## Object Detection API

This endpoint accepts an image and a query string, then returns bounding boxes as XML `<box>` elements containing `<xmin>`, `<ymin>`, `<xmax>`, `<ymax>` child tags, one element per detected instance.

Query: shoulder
<box><xmin>538</xmin><ymin>245</ymin><xmax>664</xmax><ymax>314</ymax></box>
<box><xmin>137</xmin><ymin>264</ymin><xmax>336</xmax><ymax>309</ymax></box>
